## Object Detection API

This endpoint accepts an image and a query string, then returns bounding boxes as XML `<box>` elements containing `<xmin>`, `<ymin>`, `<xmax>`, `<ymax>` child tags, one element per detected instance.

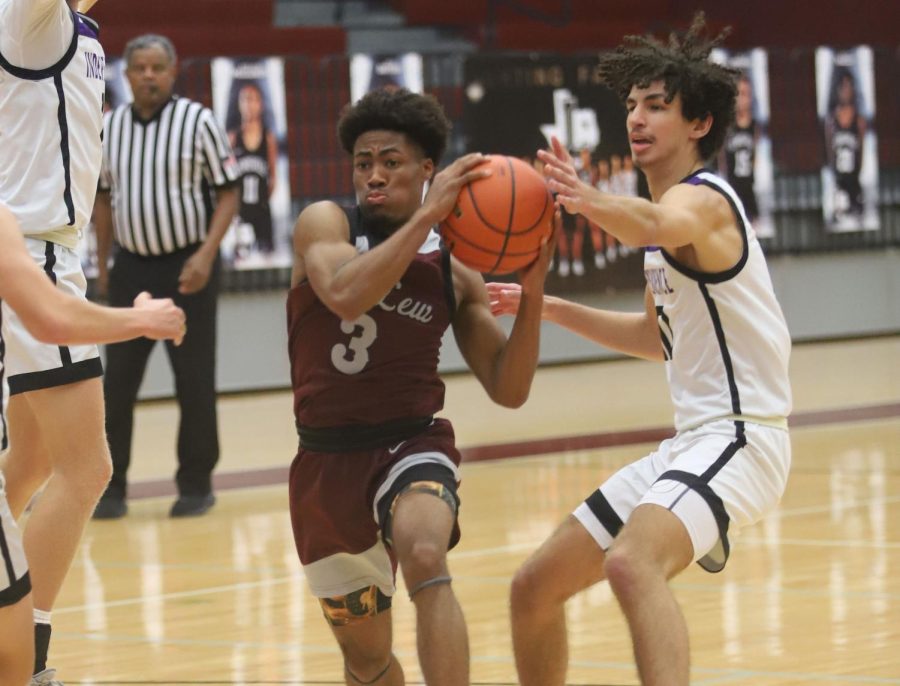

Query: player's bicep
<box><xmin>293</xmin><ymin>202</ymin><xmax>357</xmax><ymax>293</ymax></box>
<box><xmin>654</xmin><ymin>184</ymin><xmax>717</xmax><ymax>249</ymax></box>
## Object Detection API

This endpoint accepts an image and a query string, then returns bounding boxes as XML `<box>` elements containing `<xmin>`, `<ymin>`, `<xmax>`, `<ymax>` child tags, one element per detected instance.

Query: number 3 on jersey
<box><xmin>331</xmin><ymin>315</ymin><xmax>377</xmax><ymax>374</ymax></box>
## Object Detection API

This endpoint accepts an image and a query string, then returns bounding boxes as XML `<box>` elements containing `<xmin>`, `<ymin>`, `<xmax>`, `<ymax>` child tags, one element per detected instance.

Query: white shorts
<box><xmin>1</xmin><ymin>238</ymin><xmax>102</xmax><ymax>394</ymax></box>
<box><xmin>0</xmin><ymin>472</ymin><xmax>30</xmax><ymax>607</ymax></box>
<box><xmin>574</xmin><ymin>419</ymin><xmax>791</xmax><ymax>572</ymax></box>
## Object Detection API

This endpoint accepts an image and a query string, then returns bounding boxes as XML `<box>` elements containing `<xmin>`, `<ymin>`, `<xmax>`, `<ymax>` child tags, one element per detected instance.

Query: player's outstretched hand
<box><xmin>133</xmin><ymin>291</ymin><xmax>187</xmax><ymax>345</ymax></box>
<box><xmin>486</xmin><ymin>282</ymin><xmax>522</xmax><ymax>317</ymax></box>
<box><xmin>422</xmin><ymin>153</ymin><xmax>492</xmax><ymax>225</ymax></box>
<box><xmin>537</xmin><ymin>136</ymin><xmax>596</xmax><ymax>217</ymax></box>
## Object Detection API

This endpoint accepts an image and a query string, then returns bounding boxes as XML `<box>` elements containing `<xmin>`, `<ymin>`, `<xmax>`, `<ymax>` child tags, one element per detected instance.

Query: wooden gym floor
<box><xmin>33</xmin><ymin>335</ymin><xmax>900</xmax><ymax>685</ymax></box>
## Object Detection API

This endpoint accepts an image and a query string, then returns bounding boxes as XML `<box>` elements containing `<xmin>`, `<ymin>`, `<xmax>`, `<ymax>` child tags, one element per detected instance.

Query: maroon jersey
<box><xmin>287</xmin><ymin>207</ymin><xmax>455</xmax><ymax>435</ymax></box>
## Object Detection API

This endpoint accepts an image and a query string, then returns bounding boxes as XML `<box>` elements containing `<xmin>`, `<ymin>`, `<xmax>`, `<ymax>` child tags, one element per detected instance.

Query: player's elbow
<box><xmin>491</xmin><ymin>384</ymin><xmax>531</xmax><ymax>409</ymax></box>
<box><xmin>325</xmin><ymin>291</ymin><xmax>368</xmax><ymax>322</ymax></box>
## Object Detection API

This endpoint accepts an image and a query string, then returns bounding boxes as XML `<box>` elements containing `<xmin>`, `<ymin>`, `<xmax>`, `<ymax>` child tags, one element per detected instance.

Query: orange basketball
<box><xmin>439</xmin><ymin>155</ymin><xmax>554</xmax><ymax>275</ymax></box>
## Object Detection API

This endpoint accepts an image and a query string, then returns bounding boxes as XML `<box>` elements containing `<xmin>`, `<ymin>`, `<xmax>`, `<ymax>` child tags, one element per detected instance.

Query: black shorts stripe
<box><xmin>0</xmin><ymin>571</ymin><xmax>30</xmax><ymax>608</ymax></box>
<box><xmin>658</xmin><ymin>469</ymin><xmax>731</xmax><ymax>572</ymax></box>
<box><xmin>8</xmin><ymin>357</ymin><xmax>103</xmax><ymax>396</ymax></box>
<box><xmin>0</xmin><ymin>515</ymin><xmax>19</xmax><ymax>587</ymax></box>
<box><xmin>584</xmin><ymin>488</ymin><xmax>625</xmax><ymax>540</ymax></box>
<box><xmin>656</xmin><ymin>423</ymin><xmax>747</xmax><ymax>573</ymax></box>
<box><xmin>41</xmin><ymin>242</ymin><xmax>73</xmax><ymax>365</ymax></box>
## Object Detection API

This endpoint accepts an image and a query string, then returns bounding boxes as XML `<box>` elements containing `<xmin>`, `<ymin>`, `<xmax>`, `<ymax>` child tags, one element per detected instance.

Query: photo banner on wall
<box><xmin>463</xmin><ymin>54</ymin><xmax>644</xmax><ymax>295</ymax></box>
<box><xmin>350</xmin><ymin>53</ymin><xmax>424</xmax><ymax>102</ymax></box>
<box><xmin>711</xmin><ymin>48</ymin><xmax>776</xmax><ymax>239</ymax></box>
<box><xmin>816</xmin><ymin>46</ymin><xmax>880</xmax><ymax>232</ymax></box>
<box><xmin>211</xmin><ymin>57</ymin><xmax>293</xmax><ymax>268</ymax></box>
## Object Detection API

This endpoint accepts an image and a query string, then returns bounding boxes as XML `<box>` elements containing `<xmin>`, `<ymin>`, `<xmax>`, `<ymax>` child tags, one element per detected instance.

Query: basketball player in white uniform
<box><xmin>0</xmin><ymin>203</ymin><xmax>183</xmax><ymax>686</ymax></box>
<box><xmin>0</xmin><ymin>0</ymin><xmax>113</xmax><ymax>683</ymax></box>
<box><xmin>488</xmin><ymin>15</ymin><xmax>791</xmax><ymax>686</ymax></box>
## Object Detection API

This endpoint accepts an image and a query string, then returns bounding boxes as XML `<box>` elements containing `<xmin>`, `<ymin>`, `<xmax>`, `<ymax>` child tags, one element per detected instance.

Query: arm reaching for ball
<box><xmin>487</xmin><ymin>281</ymin><xmax>664</xmax><ymax>362</ymax></box>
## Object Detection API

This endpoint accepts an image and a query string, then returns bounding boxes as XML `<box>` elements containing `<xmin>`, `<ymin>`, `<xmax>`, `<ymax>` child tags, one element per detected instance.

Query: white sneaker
<box><xmin>594</xmin><ymin>253</ymin><xmax>606</xmax><ymax>269</ymax></box>
<box><xmin>572</xmin><ymin>259</ymin><xmax>585</xmax><ymax>276</ymax></box>
<box><xmin>606</xmin><ymin>246</ymin><xmax>617</xmax><ymax>261</ymax></box>
<box><xmin>557</xmin><ymin>258</ymin><xmax>570</xmax><ymax>277</ymax></box>
<box><xmin>31</xmin><ymin>669</ymin><xmax>64</xmax><ymax>686</ymax></box>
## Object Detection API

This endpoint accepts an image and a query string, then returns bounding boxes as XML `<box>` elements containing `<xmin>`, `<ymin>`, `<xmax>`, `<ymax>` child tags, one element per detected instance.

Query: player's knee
<box><xmin>398</xmin><ymin>538</ymin><xmax>447</xmax><ymax>583</ymax></box>
<box><xmin>55</xmin><ymin>444</ymin><xmax>112</xmax><ymax>496</ymax></box>
<box><xmin>510</xmin><ymin>560</ymin><xmax>555</xmax><ymax>616</ymax></box>
<box><xmin>604</xmin><ymin>545</ymin><xmax>651</xmax><ymax>598</ymax></box>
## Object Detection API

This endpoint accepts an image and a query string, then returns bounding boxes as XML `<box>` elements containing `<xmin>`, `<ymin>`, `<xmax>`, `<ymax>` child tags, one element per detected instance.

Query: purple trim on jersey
<box><xmin>645</xmin><ymin>246</ymin><xmax>661</xmax><ymax>252</ymax></box>
<box><xmin>76</xmin><ymin>14</ymin><xmax>100</xmax><ymax>40</ymax></box>
<box><xmin>681</xmin><ymin>168</ymin><xmax>708</xmax><ymax>186</ymax></box>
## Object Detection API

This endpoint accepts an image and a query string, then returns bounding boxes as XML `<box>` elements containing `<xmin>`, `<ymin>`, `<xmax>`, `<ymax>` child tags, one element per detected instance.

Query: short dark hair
<box><xmin>337</xmin><ymin>88</ymin><xmax>451</xmax><ymax>164</ymax></box>
<box><xmin>598</xmin><ymin>13</ymin><xmax>738</xmax><ymax>160</ymax></box>
<box><xmin>124</xmin><ymin>34</ymin><xmax>177</xmax><ymax>68</ymax></box>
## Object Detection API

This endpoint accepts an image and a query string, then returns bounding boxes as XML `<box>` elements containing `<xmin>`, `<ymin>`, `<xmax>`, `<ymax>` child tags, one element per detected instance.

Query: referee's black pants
<box><xmin>103</xmin><ymin>244</ymin><xmax>220</xmax><ymax>500</ymax></box>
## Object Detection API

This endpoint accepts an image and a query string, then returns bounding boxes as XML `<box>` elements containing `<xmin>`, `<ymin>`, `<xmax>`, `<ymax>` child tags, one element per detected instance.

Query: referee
<box><xmin>92</xmin><ymin>33</ymin><xmax>239</xmax><ymax>519</ymax></box>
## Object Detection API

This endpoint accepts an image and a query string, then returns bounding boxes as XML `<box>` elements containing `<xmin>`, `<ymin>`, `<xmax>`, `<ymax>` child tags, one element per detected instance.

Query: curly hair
<box><xmin>337</xmin><ymin>88</ymin><xmax>451</xmax><ymax>164</ymax></box>
<box><xmin>598</xmin><ymin>13</ymin><xmax>739</xmax><ymax>160</ymax></box>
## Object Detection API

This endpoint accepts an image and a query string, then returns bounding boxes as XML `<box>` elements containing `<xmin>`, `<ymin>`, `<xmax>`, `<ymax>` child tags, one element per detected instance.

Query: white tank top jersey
<box><xmin>643</xmin><ymin>170</ymin><xmax>792</xmax><ymax>432</ymax></box>
<box><xmin>0</xmin><ymin>0</ymin><xmax>105</xmax><ymax>247</ymax></box>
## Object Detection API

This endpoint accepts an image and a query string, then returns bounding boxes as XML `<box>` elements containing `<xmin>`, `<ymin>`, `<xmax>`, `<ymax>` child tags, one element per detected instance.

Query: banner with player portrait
<box><xmin>211</xmin><ymin>57</ymin><xmax>293</xmax><ymax>268</ymax></box>
<box><xmin>816</xmin><ymin>46</ymin><xmax>880</xmax><ymax>232</ymax></box>
<box><xmin>349</xmin><ymin>53</ymin><xmax>424</xmax><ymax>102</ymax></box>
<box><xmin>463</xmin><ymin>54</ymin><xmax>644</xmax><ymax>295</ymax></box>
<box><xmin>711</xmin><ymin>48</ymin><xmax>776</xmax><ymax>239</ymax></box>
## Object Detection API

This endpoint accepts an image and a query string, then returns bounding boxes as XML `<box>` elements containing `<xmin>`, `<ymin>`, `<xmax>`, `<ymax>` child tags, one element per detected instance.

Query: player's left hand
<box><xmin>486</xmin><ymin>282</ymin><xmax>522</xmax><ymax>317</ymax></box>
<box><xmin>178</xmin><ymin>251</ymin><xmax>214</xmax><ymax>294</ymax></box>
<box><xmin>537</xmin><ymin>136</ymin><xmax>596</xmax><ymax>217</ymax></box>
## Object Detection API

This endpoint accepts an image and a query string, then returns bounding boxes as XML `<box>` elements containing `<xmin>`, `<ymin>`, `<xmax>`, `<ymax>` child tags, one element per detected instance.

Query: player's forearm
<box><xmin>323</xmin><ymin>206</ymin><xmax>436</xmax><ymax>321</ymax></box>
<box><xmin>543</xmin><ymin>297</ymin><xmax>664</xmax><ymax>361</ymax></box>
<box><xmin>198</xmin><ymin>185</ymin><xmax>239</xmax><ymax>258</ymax></box>
<box><xmin>487</xmin><ymin>291</ymin><xmax>544</xmax><ymax>407</ymax></box>
<box><xmin>582</xmin><ymin>192</ymin><xmax>665</xmax><ymax>248</ymax></box>
<box><xmin>11</xmin><ymin>275</ymin><xmax>147</xmax><ymax>345</ymax></box>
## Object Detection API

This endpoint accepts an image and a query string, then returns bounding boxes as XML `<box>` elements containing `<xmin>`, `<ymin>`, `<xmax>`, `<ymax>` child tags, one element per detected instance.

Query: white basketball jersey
<box><xmin>0</xmin><ymin>8</ymin><xmax>105</xmax><ymax>243</ymax></box>
<box><xmin>644</xmin><ymin>170</ymin><xmax>792</xmax><ymax>431</ymax></box>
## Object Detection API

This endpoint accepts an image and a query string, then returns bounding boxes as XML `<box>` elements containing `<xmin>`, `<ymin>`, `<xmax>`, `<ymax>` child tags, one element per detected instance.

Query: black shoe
<box><xmin>169</xmin><ymin>493</ymin><xmax>215</xmax><ymax>518</ymax></box>
<box><xmin>93</xmin><ymin>496</ymin><xmax>127</xmax><ymax>520</ymax></box>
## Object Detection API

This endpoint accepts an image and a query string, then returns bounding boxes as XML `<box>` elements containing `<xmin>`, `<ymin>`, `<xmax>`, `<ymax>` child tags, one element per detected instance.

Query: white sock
<box><xmin>34</xmin><ymin>609</ymin><xmax>51</xmax><ymax>625</ymax></box>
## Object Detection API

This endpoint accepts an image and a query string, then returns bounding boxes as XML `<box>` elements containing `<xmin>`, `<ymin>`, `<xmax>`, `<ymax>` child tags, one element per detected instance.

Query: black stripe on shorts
<box><xmin>584</xmin><ymin>488</ymin><xmax>625</xmax><ymax>540</ymax></box>
<box><xmin>9</xmin><ymin>357</ymin><xmax>103</xmax><ymax>395</ymax></box>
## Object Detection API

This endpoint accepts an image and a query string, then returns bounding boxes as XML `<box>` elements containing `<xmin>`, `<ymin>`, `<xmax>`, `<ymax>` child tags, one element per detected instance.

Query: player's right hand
<box><xmin>422</xmin><ymin>153</ymin><xmax>492</xmax><ymax>225</ymax></box>
<box><xmin>133</xmin><ymin>291</ymin><xmax>187</xmax><ymax>345</ymax></box>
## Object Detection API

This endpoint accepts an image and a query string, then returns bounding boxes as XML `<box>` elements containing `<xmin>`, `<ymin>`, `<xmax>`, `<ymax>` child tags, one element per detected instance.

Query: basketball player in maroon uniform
<box><xmin>286</xmin><ymin>88</ymin><xmax>553</xmax><ymax>686</ymax></box>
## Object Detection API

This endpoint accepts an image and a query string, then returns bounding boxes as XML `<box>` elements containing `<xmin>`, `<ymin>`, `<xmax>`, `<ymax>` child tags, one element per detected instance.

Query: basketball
<box><xmin>439</xmin><ymin>155</ymin><xmax>554</xmax><ymax>274</ymax></box>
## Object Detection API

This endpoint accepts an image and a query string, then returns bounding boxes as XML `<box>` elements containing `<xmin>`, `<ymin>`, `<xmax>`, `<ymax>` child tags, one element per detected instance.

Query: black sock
<box><xmin>34</xmin><ymin>622</ymin><xmax>51</xmax><ymax>674</ymax></box>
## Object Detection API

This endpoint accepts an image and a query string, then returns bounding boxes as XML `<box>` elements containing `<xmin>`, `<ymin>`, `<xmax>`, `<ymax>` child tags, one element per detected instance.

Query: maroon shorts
<box><xmin>289</xmin><ymin>418</ymin><xmax>461</xmax><ymax>598</ymax></box>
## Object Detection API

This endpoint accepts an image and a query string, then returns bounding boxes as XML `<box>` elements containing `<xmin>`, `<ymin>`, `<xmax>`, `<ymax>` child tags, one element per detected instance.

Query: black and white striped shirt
<box><xmin>99</xmin><ymin>96</ymin><xmax>238</xmax><ymax>256</ymax></box>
